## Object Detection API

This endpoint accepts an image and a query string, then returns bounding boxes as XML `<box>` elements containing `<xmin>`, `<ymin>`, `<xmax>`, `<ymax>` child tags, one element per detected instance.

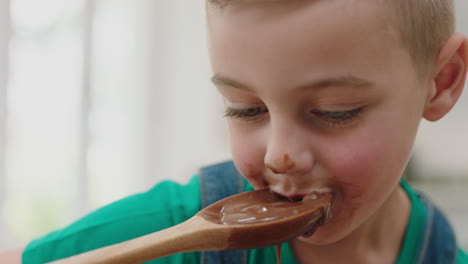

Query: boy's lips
<box><xmin>271</xmin><ymin>187</ymin><xmax>335</xmax><ymax>202</ymax></box>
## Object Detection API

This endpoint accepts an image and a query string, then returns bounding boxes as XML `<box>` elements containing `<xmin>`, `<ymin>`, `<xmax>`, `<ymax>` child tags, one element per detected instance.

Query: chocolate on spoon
<box><xmin>49</xmin><ymin>189</ymin><xmax>333</xmax><ymax>264</ymax></box>
<box><xmin>200</xmin><ymin>189</ymin><xmax>333</xmax><ymax>248</ymax></box>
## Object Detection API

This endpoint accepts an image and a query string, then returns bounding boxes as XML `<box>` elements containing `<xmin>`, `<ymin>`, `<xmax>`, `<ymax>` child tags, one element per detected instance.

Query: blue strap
<box><xmin>416</xmin><ymin>193</ymin><xmax>458</xmax><ymax>264</ymax></box>
<box><xmin>199</xmin><ymin>160</ymin><xmax>248</xmax><ymax>264</ymax></box>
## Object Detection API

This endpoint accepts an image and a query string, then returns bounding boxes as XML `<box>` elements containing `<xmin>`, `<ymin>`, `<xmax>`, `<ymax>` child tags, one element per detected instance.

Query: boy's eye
<box><xmin>224</xmin><ymin>106</ymin><xmax>269</xmax><ymax>120</ymax></box>
<box><xmin>309</xmin><ymin>108</ymin><xmax>363</xmax><ymax>126</ymax></box>
<box><xmin>224</xmin><ymin>105</ymin><xmax>363</xmax><ymax>126</ymax></box>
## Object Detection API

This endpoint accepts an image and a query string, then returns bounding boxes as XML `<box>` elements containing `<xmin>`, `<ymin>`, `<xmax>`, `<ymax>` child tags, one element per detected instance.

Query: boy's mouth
<box><xmin>271</xmin><ymin>187</ymin><xmax>334</xmax><ymax>202</ymax></box>
<box><xmin>286</xmin><ymin>194</ymin><xmax>306</xmax><ymax>202</ymax></box>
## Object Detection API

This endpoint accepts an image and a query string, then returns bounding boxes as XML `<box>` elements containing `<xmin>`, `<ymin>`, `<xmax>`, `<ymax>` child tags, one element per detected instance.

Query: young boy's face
<box><xmin>208</xmin><ymin>1</ymin><xmax>430</xmax><ymax>244</ymax></box>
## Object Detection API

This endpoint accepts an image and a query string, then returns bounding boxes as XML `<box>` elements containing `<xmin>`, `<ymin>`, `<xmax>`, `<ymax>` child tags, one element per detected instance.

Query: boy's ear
<box><xmin>423</xmin><ymin>32</ymin><xmax>468</xmax><ymax>122</ymax></box>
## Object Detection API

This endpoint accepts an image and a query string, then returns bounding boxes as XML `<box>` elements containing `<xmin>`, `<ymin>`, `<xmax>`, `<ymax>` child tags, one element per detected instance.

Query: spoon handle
<box><xmin>48</xmin><ymin>215</ymin><xmax>229</xmax><ymax>264</ymax></box>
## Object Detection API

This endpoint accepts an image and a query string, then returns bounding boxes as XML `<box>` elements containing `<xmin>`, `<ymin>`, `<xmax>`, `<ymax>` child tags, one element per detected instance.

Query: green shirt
<box><xmin>23</xmin><ymin>176</ymin><xmax>468</xmax><ymax>263</ymax></box>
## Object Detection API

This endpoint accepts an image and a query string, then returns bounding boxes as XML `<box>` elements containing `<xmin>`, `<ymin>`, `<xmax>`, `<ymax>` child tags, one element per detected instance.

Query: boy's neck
<box><xmin>290</xmin><ymin>185</ymin><xmax>411</xmax><ymax>264</ymax></box>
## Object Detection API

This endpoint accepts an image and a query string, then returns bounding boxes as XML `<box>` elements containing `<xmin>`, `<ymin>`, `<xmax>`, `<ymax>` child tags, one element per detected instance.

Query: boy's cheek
<box><xmin>321</xmin><ymin>140</ymin><xmax>402</xmax><ymax>228</ymax></box>
<box><xmin>229</xmin><ymin>133</ymin><xmax>267</xmax><ymax>188</ymax></box>
<box><xmin>237</xmin><ymin>161</ymin><xmax>266</xmax><ymax>189</ymax></box>
<box><xmin>328</xmin><ymin>134</ymin><xmax>407</xmax><ymax>202</ymax></box>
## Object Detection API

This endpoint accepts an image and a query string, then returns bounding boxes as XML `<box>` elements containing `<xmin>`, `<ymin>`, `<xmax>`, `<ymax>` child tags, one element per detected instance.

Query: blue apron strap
<box><xmin>199</xmin><ymin>160</ymin><xmax>248</xmax><ymax>264</ymax></box>
<box><xmin>416</xmin><ymin>193</ymin><xmax>458</xmax><ymax>264</ymax></box>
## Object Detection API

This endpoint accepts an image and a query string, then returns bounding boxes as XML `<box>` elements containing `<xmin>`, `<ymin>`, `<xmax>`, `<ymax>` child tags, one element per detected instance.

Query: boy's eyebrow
<box><xmin>211</xmin><ymin>74</ymin><xmax>374</xmax><ymax>91</ymax></box>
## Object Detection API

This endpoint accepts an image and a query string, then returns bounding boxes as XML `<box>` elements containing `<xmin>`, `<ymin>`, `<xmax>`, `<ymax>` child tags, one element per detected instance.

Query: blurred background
<box><xmin>0</xmin><ymin>0</ymin><xmax>467</xmax><ymax>251</ymax></box>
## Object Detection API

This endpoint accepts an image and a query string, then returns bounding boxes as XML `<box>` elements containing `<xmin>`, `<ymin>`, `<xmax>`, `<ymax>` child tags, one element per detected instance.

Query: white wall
<box><xmin>0</xmin><ymin>0</ymin><xmax>12</xmax><ymax>249</ymax></box>
<box><xmin>146</xmin><ymin>1</ymin><xmax>230</xmax><ymax>187</ymax></box>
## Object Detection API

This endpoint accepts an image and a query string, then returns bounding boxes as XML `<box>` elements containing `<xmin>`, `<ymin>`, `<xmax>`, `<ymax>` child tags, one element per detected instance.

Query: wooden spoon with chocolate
<box><xmin>49</xmin><ymin>189</ymin><xmax>333</xmax><ymax>264</ymax></box>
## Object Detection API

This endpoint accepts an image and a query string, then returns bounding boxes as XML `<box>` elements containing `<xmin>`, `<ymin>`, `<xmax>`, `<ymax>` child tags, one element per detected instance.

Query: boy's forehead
<box><xmin>208</xmin><ymin>0</ymin><xmax>391</xmax><ymax>20</ymax></box>
<box><xmin>207</xmin><ymin>0</ymin><xmax>398</xmax><ymax>53</ymax></box>
<box><xmin>207</xmin><ymin>0</ymin><xmax>396</xmax><ymax>43</ymax></box>
<box><xmin>207</xmin><ymin>0</ymin><xmax>400</xmax><ymax>36</ymax></box>
<box><xmin>206</xmin><ymin>0</ymin><xmax>404</xmax><ymax>87</ymax></box>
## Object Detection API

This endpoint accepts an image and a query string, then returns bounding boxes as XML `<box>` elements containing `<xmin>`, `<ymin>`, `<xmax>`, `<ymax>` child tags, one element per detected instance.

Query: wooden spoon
<box><xmin>49</xmin><ymin>189</ymin><xmax>333</xmax><ymax>264</ymax></box>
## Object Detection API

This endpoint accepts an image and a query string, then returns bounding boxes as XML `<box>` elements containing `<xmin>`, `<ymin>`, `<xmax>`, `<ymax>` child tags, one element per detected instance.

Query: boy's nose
<box><xmin>264</xmin><ymin>126</ymin><xmax>314</xmax><ymax>175</ymax></box>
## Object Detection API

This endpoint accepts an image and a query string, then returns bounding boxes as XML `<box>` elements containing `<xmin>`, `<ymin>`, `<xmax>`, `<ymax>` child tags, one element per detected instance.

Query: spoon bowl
<box><xmin>199</xmin><ymin>188</ymin><xmax>333</xmax><ymax>249</ymax></box>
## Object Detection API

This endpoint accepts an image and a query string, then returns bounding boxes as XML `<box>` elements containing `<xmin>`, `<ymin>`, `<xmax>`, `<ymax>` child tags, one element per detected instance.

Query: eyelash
<box><xmin>224</xmin><ymin>106</ymin><xmax>363</xmax><ymax>126</ymax></box>
<box><xmin>224</xmin><ymin>106</ymin><xmax>269</xmax><ymax>121</ymax></box>
<box><xmin>308</xmin><ymin>108</ymin><xmax>363</xmax><ymax>127</ymax></box>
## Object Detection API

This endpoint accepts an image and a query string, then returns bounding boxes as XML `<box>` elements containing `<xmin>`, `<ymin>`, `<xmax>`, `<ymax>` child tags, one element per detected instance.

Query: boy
<box><xmin>2</xmin><ymin>0</ymin><xmax>468</xmax><ymax>263</ymax></box>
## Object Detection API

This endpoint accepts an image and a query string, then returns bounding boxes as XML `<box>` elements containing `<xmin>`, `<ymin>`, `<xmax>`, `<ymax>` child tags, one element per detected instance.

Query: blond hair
<box><xmin>208</xmin><ymin>0</ymin><xmax>455</xmax><ymax>77</ymax></box>
<box><xmin>393</xmin><ymin>0</ymin><xmax>455</xmax><ymax>77</ymax></box>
